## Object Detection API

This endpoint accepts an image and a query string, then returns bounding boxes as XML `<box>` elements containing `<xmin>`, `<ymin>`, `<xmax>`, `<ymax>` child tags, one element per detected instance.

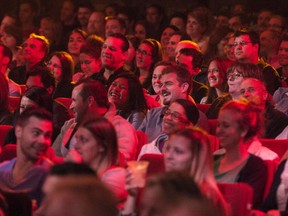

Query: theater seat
<box><xmin>0</xmin><ymin>125</ymin><xmax>13</xmax><ymax>147</ymax></box>
<box><xmin>139</xmin><ymin>154</ymin><xmax>165</xmax><ymax>176</ymax></box>
<box><xmin>260</xmin><ymin>139</ymin><xmax>288</xmax><ymax>159</ymax></box>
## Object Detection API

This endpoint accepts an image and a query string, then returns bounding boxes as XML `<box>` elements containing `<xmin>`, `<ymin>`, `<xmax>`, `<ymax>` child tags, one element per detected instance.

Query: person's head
<box><xmin>160</xmin><ymin>25</ymin><xmax>179</xmax><ymax>54</ymax></box>
<box><xmin>48</xmin><ymin>51</ymin><xmax>74</xmax><ymax>84</ymax></box>
<box><xmin>145</xmin><ymin>4</ymin><xmax>165</xmax><ymax>25</ymax></box>
<box><xmin>39</xmin><ymin>16</ymin><xmax>62</xmax><ymax>47</ymax></box>
<box><xmin>224</xmin><ymin>33</ymin><xmax>236</xmax><ymax>62</ymax></box>
<box><xmin>169</xmin><ymin>12</ymin><xmax>187</xmax><ymax>33</ymax></box>
<box><xmin>70</xmin><ymin>79</ymin><xmax>109</xmax><ymax>123</ymax></box>
<box><xmin>175</xmin><ymin>40</ymin><xmax>201</xmax><ymax>63</ymax></box>
<box><xmin>215</xmin><ymin>13</ymin><xmax>229</xmax><ymax>29</ymax></box>
<box><xmin>20</xmin><ymin>86</ymin><xmax>53</xmax><ymax>114</ymax></box>
<box><xmin>0</xmin><ymin>43</ymin><xmax>12</xmax><ymax>72</ymax></box>
<box><xmin>87</xmin><ymin>11</ymin><xmax>105</xmax><ymax>36</ymax></box>
<box><xmin>68</xmin><ymin>29</ymin><xmax>87</xmax><ymax>56</ymax></box>
<box><xmin>1</xmin><ymin>25</ymin><xmax>23</xmax><ymax>50</ymax></box>
<box><xmin>0</xmin><ymin>73</ymin><xmax>9</xmax><ymax>112</ymax></box>
<box><xmin>152</xmin><ymin>61</ymin><xmax>171</xmax><ymax>94</ymax></box>
<box><xmin>234</xmin><ymin>29</ymin><xmax>260</xmax><ymax>63</ymax></box>
<box><xmin>101</xmin><ymin>33</ymin><xmax>129</xmax><ymax>71</ymax></box>
<box><xmin>165</xmin><ymin>127</ymin><xmax>213</xmax><ymax>184</ymax></box>
<box><xmin>104</xmin><ymin>3</ymin><xmax>120</xmax><ymax>17</ymax></box>
<box><xmin>77</xmin><ymin>1</ymin><xmax>94</xmax><ymax>29</ymax></box>
<box><xmin>133</xmin><ymin>21</ymin><xmax>148</xmax><ymax>42</ymax></box>
<box><xmin>75</xmin><ymin>116</ymin><xmax>119</xmax><ymax>168</ymax></box>
<box><xmin>79</xmin><ymin>35</ymin><xmax>103</xmax><ymax>77</ymax></box>
<box><xmin>217</xmin><ymin>100</ymin><xmax>264</xmax><ymax>147</ymax></box>
<box><xmin>226</xmin><ymin>62</ymin><xmax>262</xmax><ymax>97</ymax></box>
<box><xmin>268</xmin><ymin>15</ymin><xmax>286</xmax><ymax>34</ymax></box>
<box><xmin>105</xmin><ymin>16</ymin><xmax>126</xmax><ymax>38</ymax></box>
<box><xmin>162</xmin><ymin>99</ymin><xmax>199</xmax><ymax>135</ymax></box>
<box><xmin>18</xmin><ymin>0</ymin><xmax>38</xmax><ymax>25</ymax></box>
<box><xmin>160</xmin><ymin>63</ymin><xmax>192</xmax><ymax>105</ymax></box>
<box><xmin>15</xmin><ymin>107</ymin><xmax>53</xmax><ymax>162</ymax></box>
<box><xmin>22</xmin><ymin>33</ymin><xmax>49</xmax><ymax>65</ymax></box>
<box><xmin>0</xmin><ymin>14</ymin><xmax>18</xmax><ymax>34</ymax></box>
<box><xmin>125</xmin><ymin>35</ymin><xmax>140</xmax><ymax>68</ymax></box>
<box><xmin>26</xmin><ymin>65</ymin><xmax>55</xmax><ymax>95</ymax></box>
<box><xmin>240</xmin><ymin>78</ymin><xmax>268</xmax><ymax>109</ymax></box>
<box><xmin>166</xmin><ymin>32</ymin><xmax>190</xmax><ymax>61</ymax></box>
<box><xmin>257</xmin><ymin>9</ymin><xmax>273</xmax><ymax>32</ymax></box>
<box><xmin>228</xmin><ymin>15</ymin><xmax>242</xmax><ymax>31</ymax></box>
<box><xmin>60</xmin><ymin>0</ymin><xmax>77</xmax><ymax>23</ymax></box>
<box><xmin>36</xmin><ymin>176</ymin><xmax>118</xmax><ymax>216</ymax></box>
<box><xmin>107</xmin><ymin>73</ymin><xmax>147</xmax><ymax>113</ymax></box>
<box><xmin>136</xmin><ymin>38</ymin><xmax>163</xmax><ymax>72</ymax></box>
<box><xmin>278</xmin><ymin>36</ymin><xmax>288</xmax><ymax>67</ymax></box>
<box><xmin>259</xmin><ymin>29</ymin><xmax>281</xmax><ymax>57</ymax></box>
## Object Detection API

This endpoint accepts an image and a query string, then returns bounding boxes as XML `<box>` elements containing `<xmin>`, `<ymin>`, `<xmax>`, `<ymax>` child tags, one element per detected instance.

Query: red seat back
<box><xmin>136</xmin><ymin>131</ymin><xmax>148</xmax><ymax>159</ymax></box>
<box><xmin>196</xmin><ymin>104</ymin><xmax>211</xmax><ymax>113</ymax></box>
<box><xmin>0</xmin><ymin>125</ymin><xmax>13</xmax><ymax>147</ymax></box>
<box><xmin>0</xmin><ymin>144</ymin><xmax>16</xmax><ymax>162</ymax></box>
<box><xmin>260</xmin><ymin>139</ymin><xmax>288</xmax><ymax>159</ymax></box>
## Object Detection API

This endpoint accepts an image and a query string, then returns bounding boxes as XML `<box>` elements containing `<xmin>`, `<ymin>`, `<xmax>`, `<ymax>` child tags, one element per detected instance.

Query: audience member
<box><xmin>277</xmin><ymin>36</ymin><xmax>288</xmax><ymax>87</ymax></box>
<box><xmin>133</xmin><ymin>21</ymin><xmax>148</xmax><ymax>42</ymax></box>
<box><xmin>267</xmin><ymin>15</ymin><xmax>287</xmax><ymax>35</ymax></box>
<box><xmin>0</xmin><ymin>14</ymin><xmax>18</xmax><ymax>36</ymax></box>
<box><xmin>77</xmin><ymin>1</ymin><xmax>94</xmax><ymax>32</ymax></box>
<box><xmin>87</xmin><ymin>10</ymin><xmax>105</xmax><ymax>38</ymax></box>
<box><xmin>256</xmin><ymin>9</ymin><xmax>273</xmax><ymax>33</ymax></box>
<box><xmin>124</xmin><ymin>35</ymin><xmax>140</xmax><ymax>72</ymax></box>
<box><xmin>169</xmin><ymin>12</ymin><xmax>187</xmax><ymax>33</ymax></box>
<box><xmin>160</xmin><ymin>25</ymin><xmax>179</xmax><ymax>60</ymax></box>
<box><xmin>166</xmin><ymin>32</ymin><xmax>190</xmax><ymax>62</ymax></box>
<box><xmin>105</xmin><ymin>16</ymin><xmax>127</xmax><ymax>39</ymax></box>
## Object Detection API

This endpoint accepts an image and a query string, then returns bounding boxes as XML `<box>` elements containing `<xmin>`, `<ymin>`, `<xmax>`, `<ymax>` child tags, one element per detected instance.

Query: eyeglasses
<box><xmin>136</xmin><ymin>49</ymin><xmax>152</xmax><ymax>57</ymax></box>
<box><xmin>227</xmin><ymin>73</ymin><xmax>242</xmax><ymax>80</ymax></box>
<box><xmin>163</xmin><ymin>108</ymin><xmax>188</xmax><ymax>123</ymax></box>
<box><xmin>233</xmin><ymin>41</ymin><xmax>252</xmax><ymax>47</ymax></box>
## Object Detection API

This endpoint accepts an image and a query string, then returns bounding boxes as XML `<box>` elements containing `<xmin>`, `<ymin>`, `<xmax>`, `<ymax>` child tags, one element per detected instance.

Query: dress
<box><xmin>0</xmin><ymin>158</ymin><xmax>51</xmax><ymax>205</ymax></box>
<box><xmin>214</xmin><ymin>153</ymin><xmax>267</xmax><ymax>208</ymax></box>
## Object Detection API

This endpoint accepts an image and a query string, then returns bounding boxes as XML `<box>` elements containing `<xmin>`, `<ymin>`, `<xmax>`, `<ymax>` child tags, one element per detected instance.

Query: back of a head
<box><xmin>28</xmin><ymin>65</ymin><xmax>56</xmax><ymax>90</ymax></box>
<box><xmin>80</xmin><ymin>35</ymin><xmax>104</xmax><ymax>60</ymax></box>
<box><xmin>49</xmin><ymin>162</ymin><xmax>96</xmax><ymax>176</ymax></box>
<box><xmin>17</xmin><ymin>107</ymin><xmax>52</xmax><ymax>127</ymax></box>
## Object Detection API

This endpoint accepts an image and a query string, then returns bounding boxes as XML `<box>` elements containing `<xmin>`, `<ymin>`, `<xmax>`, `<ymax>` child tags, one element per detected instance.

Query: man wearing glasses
<box><xmin>234</xmin><ymin>28</ymin><xmax>281</xmax><ymax>94</ymax></box>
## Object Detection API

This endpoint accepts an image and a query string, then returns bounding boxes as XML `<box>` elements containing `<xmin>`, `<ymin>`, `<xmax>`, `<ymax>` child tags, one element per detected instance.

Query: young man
<box><xmin>0</xmin><ymin>108</ymin><xmax>53</xmax><ymax>205</ymax></box>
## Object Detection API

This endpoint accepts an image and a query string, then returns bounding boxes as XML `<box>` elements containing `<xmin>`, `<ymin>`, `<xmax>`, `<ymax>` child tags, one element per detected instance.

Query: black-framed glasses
<box><xmin>163</xmin><ymin>108</ymin><xmax>189</xmax><ymax>123</ymax></box>
<box><xmin>136</xmin><ymin>49</ymin><xmax>152</xmax><ymax>57</ymax></box>
<box><xmin>233</xmin><ymin>41</ymin><xmax>252</xmax><ymax>47</ymax></box>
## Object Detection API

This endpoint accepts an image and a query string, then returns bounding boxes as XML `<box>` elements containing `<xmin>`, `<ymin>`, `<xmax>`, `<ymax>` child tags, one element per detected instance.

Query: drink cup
<box><xmin>127</xmin><ymin>160</ymin><xmax>149</xmax><ymax>188</ymax></box>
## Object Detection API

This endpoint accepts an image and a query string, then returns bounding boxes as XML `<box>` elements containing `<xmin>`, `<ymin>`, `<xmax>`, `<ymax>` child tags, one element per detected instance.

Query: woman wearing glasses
<box><xmin>135</xmin><ymin>38</ymin><xmax>163</xmax><ymax>94</ymax></box>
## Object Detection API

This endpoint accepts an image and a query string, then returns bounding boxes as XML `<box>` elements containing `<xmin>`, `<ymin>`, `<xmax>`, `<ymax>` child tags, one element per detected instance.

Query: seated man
<box><xmin>0</xmin><ymin>107</ymin><xmax>53</xmax><ymax>206</ymax></box>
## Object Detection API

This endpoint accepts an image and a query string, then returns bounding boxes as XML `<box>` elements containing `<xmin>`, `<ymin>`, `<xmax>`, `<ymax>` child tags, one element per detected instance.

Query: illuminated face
<box><xmin>107</xmin><ymin>77</ymin><xmax>129</xmax><ymax>109</ymax></box>
<box><xmin>234</xmin><ymin>35</ymin><xmax>258</xmax><ymax>62</ymax></box>
<box><xmin>166</xmin><ymin>34</ymin><xmax>181</xmax><ymax>60</ymax></box>
<box><xmin>68</xmin><ymin>32</ymin><xmax>85</xmax><ymax>56</ymax></box>
<box><xmin>152</xmin><ymin>65</ymin><xmax>164</xmax><ymax>94</ymax></box>
<box><xmin>161</xmin><ymin>27</ymin><xmax>176</xmax><ymax>53</ymax></box>
<box><xmin>0</xmin><ymin>16</ymin><xmax>16</xmax><ymax>33</ymax></box>
<box><xmin>227</xmin><ymin>68</ymin><xmax>244</xmax><ymax>94</ymax></box>
<box><xmin>79</xmin><ymin>53</ymin><xmax>101</xmax><ymax>77</ymax></box>
<box><xmin>19</xmin><ymin>96</ymin><xmax>38</xmax><ymax>114</ymax></box>
<box><xmin>48</xmin><ymin>56</ymin><xmax>62</xmax><ymax>83</ymax></box>
<box><xmin>278</xmin><ymin>41</ymin><xmax>288</xmax><ymax>67</ymax></box>
<box><xmin>136</xmin><ymin>43</ymin><xmax>153</xmax><ymax>70</ymax></box>
<box><xmin>0</xmin><ymin>32</ymin><xmax>17</xmax><ymax>50</ymax></box>
<box><xmin>22</xmin><ymin>38</ymin><xmax>46</xmax><ymax>64</ymax></box>
<box><xmin>240</xmin><ymin>78</ymin><xmax>267</xmax><ymax>106</ymax></box>
<box><xmin>70</xmin><ymin>84</ymin><xmax>89</xmax><ymax>123</ymax></box>
<box><xmin>164</xmin><ymin>134</ymin><xmax>192</xmax><ymax>173</ymax></box>
<box><xmin>207</xmin><ymin>60</ymin><xmax>224</xmax><ymax>88</ymax></box>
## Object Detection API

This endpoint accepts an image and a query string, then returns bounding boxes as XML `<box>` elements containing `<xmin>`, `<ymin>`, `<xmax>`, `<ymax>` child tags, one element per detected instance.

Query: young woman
<box><xmin>214</xmin><ymin>100</ymin><xmax>267</xmax><ymax>208</ymax></box>
<box><xmin>73</xmin><ymin>116</ymin><xmax>127</xmax><ymax>206</ymax></box>
<box><xmin>107</xmin><ymin>73</ymin><xmax>148</xmax><ymax>130</ymax></box>
<box><xmin>47</xmin><ymin>51</ymin><xmax>74</xmax><ymax>99</ymax></box>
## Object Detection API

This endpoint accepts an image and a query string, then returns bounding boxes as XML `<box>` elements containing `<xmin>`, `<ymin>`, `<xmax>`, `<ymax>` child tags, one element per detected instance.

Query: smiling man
<box><xmin>0</xmin><ymin>107</ymin><xmax>53</xmax><ymax>206</ymax></box>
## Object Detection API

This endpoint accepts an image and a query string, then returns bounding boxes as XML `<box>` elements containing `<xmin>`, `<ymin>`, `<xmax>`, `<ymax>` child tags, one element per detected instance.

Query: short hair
<box><xmin>76</xmin><ymin>79</ymin><xmax>109</xmax><ymax>108</ymax></box>
<box><xmin>28</xmin><ymin>33</ymin><xmax>50</xmax><ymax>56</ymax></box>
<box><xmin>28</xmin><ymin>65</ymin><xmax>55</xmax><ymax>90</ymax></box>
<box><xmin>2</xmin><ymin>25</ymin><xmax>23</xmax><ymax>46</ymax></box>
<box><xmin>234</xmin><ymin>28</ymin><xmax>260</xmax><ymax>45</ymax></box>
<box><xmin>162</xmin><ymin>63</ymin><xmax>192</xmax><ymax>94</ymax></box>
<box><xmin>171</xmin><ymin>31</ymin><xmax>191</xmax><ymax>41</ymax></box>
<box><xmin>0</xmin><ymin>43</ymin><xmax>13</xmax><ymax>65</ymax></box>
<box><xmin>49</xmin><ymin>162</ymin><xmax>96</xmax><ymax>176</ymax></box>
<box><xmin>187</xmin><ymin>7</ymin><xmax>214</xmax><ymax>35</ymax></box>
<box><xmin>50</xmin><ymin>51</ymin><xmax>74</xmax><ymax>83</ymax></box>
<box><xmin>80</xmin><ymin>116</ymin><xmax>119</xmax><ymax>165</ymax></box>
<box><xmin>17</xmin><ymin>107</ymin><xmax>52</xmax><ymax>127</ymax></box>
<box><xmin>179</xmin><ymin>47</ymin><xmax>203</xmax><ymax>70</ymax></box>
<box><xmin>69</xmin><ymin>28</ymin><xmax>88</xmax><ymax>40</ymax></box>
<box><xmin>105</xmin><ymin>16</ymin><xmax>127</xmax><ymax>31</ymax></box>
<box><xmin>173</xmin><ymin>99</ymin><xmax>199</xmax><ymax>125</ymax></box>
<box><xmin>226</xmin><ymin>62</ymin><xmax>263</xmax><ymax>80</ymax></box>
<box><xmin>80</xmin><ymin>35</ymin><xmax>104</xmax><ymax>60</ymax></box>
<box><xmin>221</xmin><ymin>100</ymin><xmax>264</xmax><ymax>141</ymax></box>
<box><xmin>77</xmin><ymin>0</ymin><xmax>94</xmax><ymax>12</ymax></box>
<box><xmin>108</xmin><ymin>33</ymin><xmax>129</xmax><ymax>52</ymax></box>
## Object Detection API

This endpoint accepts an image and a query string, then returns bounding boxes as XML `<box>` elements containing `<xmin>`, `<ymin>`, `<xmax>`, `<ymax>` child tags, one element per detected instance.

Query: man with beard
<box><xmin>138</xmin><ymin>63</ymin><xmax>208</xmax><ymax>143</ymax></box>
<box><xmin>0</xmin><ymin>107</ymin><xmax>53</xmax><ymax>206</ymax></box>
<box><xmin>94</xmin><ymin>33</ymin><xmax>129</xmax><ymax>87</ymax></box>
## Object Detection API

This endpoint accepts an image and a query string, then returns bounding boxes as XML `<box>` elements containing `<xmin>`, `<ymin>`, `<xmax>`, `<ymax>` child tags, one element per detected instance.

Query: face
<box><xmin>146</xmin><ymin>7</ymin><xmax>160</xmax><ymax>24</ymax></box>
<box><xmin>136</xmin><ymin>43</ymin><xmax>153</xmax><ymax>70</ymax></box>
<box><xmin>216</xmin><ymin>110</ymin><xmax>243</xmax><ymax>148</ymax></box>
<box><xmin>228</xmin><ymin>16</ymin><xmax>241</xmax><ymax>31</ymax></box>
<box><xmin>268</xmin><ymin>17</ymin><xmax>284</xmax><ymax>33</ymax></box>
<box><xmin>19</xmin><ymin>3</ymin><xmax>35</xmax><ymax>24</ymax></box>
<box><xmin>0</xmin><ymin>16</ymin><xmax>16</xmax><ymax>33</ymax></box>
<box><xmin>108</xmin><ymin>77</ymin><xmax>129</xmax><ymax>108</ymax></box>
<box><xmin>215</xmin><ymin>15</ymin><xmax>229</xmax><ymax>28</ymax></box>
<box><xmin>22</xmin><ymin>38</ymin><xmax>45</xmax><ymax>64</ymax></box>
<box><xmin>0</xmin><ymin>32</ymin><xmax>17</xmax><ymax>49</ymax></box>
<box><xmin>166</xmin><ymin>34</ymin><xmax>181</xmax><ymax>60</ymax></box>
<box><xmin>77</xmin><ymin>7</ymin><xmax>92</xmax><ymax>27</ymax></box>
<box><xmin>101</xmin><ymin>37</ymin><xmax>126</xmax><ymax>71</ymax></box>
<box><xmin>186</xmin><ymin>16</ymin><xmax>204</xmax><ymax>37</ymax></box>
<box><xmin>240</xmin><ymin>79</ymin><xmax>267</xmax><ymax>106</ymax></box>
<box><xmin>16</xmin><ymin>116</ymin><xmax>52</xmax><ymax>161</ymax></box>
<box><xmin>79</xmin><ymin>53</ymin><xmax>101</xmax><ymax>77</ymax></box>
<box><xmin>39</xmin><ymin>19</ymin><xmax>54</xmax><ymax>43</ymax></box>
<box><xmin>278</xmin><ymin>41</ymin><xmax>288</xmax><ymax>66</ymax></box>
<box><xmin>161</xmin><ymin>73</ymin><xmax>186</xmax><ymax>105</ymax></box>
<box><xmin>225</xmin><ymin>36</ymin><xmax>236</xmax><ymax>62</ymax></box>
<box><xmin>19</xmin><ymin>96</ymin><xmax>38</xmax><ymax>114</ymax></box>
<box><xmin>87</xmin><ymin>12</ymin><xmax>105</xmax><ymax>35</ymax></box>
<box><xmin>170</xmin><ymin>17</ymin><xmax>186</xmax><ymax>32</ymax></box>
<box><xmin>68</xmin><ymin>32</ymin><xmax>85</xmax><ymax>55</ymax></box>
<box><xmin>134</xmin><ymin>23</ymin><xmax>146</xmax><ymax>41</ymax></box>
<box><xmin>207</xmin><ymin>60</ymin><xmax>224</xmax><ymax>88</ymax></box>
<box><xmin>259</xmin><ymin>31</ymin><xmax>273</xmax><ymax>56</ymax></box>
<box><xmin>162</xmin><ymin>102</ymin><xmax>189</xmax><ymax>134</ymax></box>
<box><xmin>257</xmin><ymin>11</ymin><xmax>272</xmax><ymax>31</ymax></box>
<box><xmin>105</xmin><ymin>19</ymin><xmax>124</xmax><ymax>38</ymax></box>
<box><xmin>152</xmin><ymin>65</ymin><xmax>164</xmax><ymax>94</ymax></box>
<box><xmin>60</xmin><ymin>1</ymin><xmax>75</xmax><ymax>22</ymax></box>
<box><xmin>164</xmin><ymin>134</ymin><xmax>192</xmax><ymax>173</ymax></box>
<box><xmin>26</xmin><ymin>75</ymin><xmax>45</xmax><ymax>90</ymax></box>
<box><xmin>227</xmin><ymin>68</ymin><xmax>244</xmax><ymax>94</ymax></box>
<box><xmin>234</xmin><ymin>35</ymin><xmax>258</xmax><ymax>62</ymax></box>
<box><xmin>48</xmin><ymin>55</ymin><xmax>62</xmax><ymax>82</ymax></box>
<box><xmin>75</xmin><ymin>127</ymin><xmax>103</xmax><ymax>165</ymax></box>
<box><xmin>125</xmin><ymin>41</ymin><xmax>136</xmax><ymax>64</ymax></box>
<box><xmin>177</xmin><ymin>54</ymin><xmax>195</xmax><ymax>75</ymax></box>
<box><xmin>70</xmin><ymin>84</ymin><xmax>89</xmax><ymax>123</ymax></box>
<box><xmin>161</xmin><ymin>27</ymin><xmax>176</xmax><ymax>51</ymax></box>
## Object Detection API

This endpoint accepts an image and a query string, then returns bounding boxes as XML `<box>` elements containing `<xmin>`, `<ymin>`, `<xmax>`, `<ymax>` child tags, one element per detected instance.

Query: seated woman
<box><xmin>200</xmin><ymin>58</ymin><xmax>231</xmax><ymax>104</ymax></box>
<box><xmin>47</xmin><ymin>51</ymin><xmax>74</xmax><ymax>99</ymax></box>
<box><xmin>107</xmin><ymin>73</ymin><xmax>148</xmax><ymax>130</ymax></box>
<box><xmin>123</xmin><ymin>128</ymin><xmax>229</xmax><ymax>216</ymax></box>
<box><xmin>71</xmin><ymin>116</ymin><xmax>127</xmax><ymax>206</ymax></box>
<box><xmin>214</xmin><ymin>100</ymin><xmax>267</xmax><ymax>208</ymax></box>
